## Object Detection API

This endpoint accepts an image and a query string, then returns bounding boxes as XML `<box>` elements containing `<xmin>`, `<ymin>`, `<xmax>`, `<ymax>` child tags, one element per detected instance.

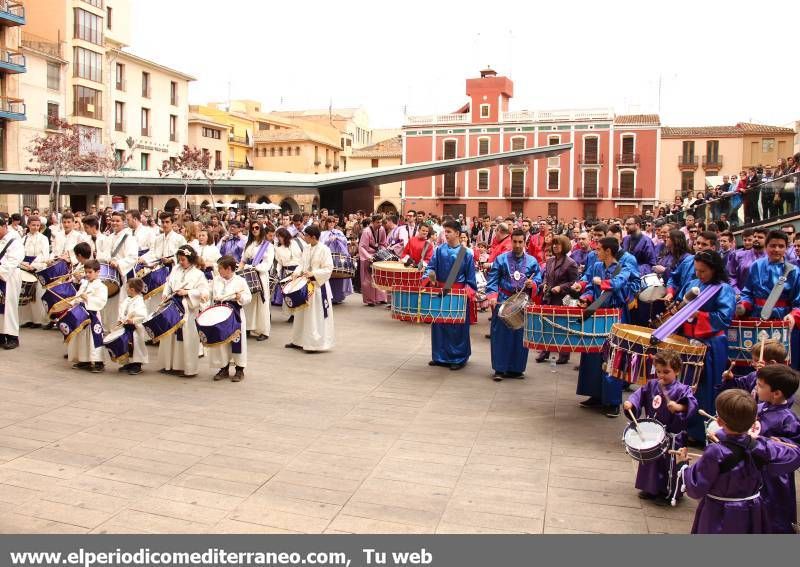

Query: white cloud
<box><xmin>132</xmin><ymin>0</ymin><xmax>799</xmax><ymax>128</ymax></box>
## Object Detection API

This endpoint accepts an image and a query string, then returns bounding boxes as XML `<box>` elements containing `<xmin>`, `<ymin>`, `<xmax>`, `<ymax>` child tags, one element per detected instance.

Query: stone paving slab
<box><xmin>0</xmin><ymin>295</ymin><xmax>772</xmax><ymax>534</ymax></box>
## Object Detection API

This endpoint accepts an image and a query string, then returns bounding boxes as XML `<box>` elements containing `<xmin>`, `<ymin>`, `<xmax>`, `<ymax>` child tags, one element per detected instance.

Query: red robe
<box><xmin>401</xmin><ymin>237</ymin><xmax>434</xmax><ymax>265</ymax></box>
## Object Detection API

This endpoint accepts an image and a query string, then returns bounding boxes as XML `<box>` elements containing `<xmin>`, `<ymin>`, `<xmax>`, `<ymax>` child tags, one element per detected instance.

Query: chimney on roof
<box><xmin>480</xmin><ymin>67</ymin><xmax>496</xmax><ymax>78</ymax></box>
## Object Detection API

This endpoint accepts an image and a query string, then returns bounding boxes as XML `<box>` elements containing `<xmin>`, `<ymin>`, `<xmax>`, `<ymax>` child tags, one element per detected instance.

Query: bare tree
<box><xmin>158</xmin><ymin>145</ymin><xmax>206</xmax><ymax>209</ymax></box>
<box><xmin>80</xmin><ymin>138</ymin><xmax>135</xmax><ymax>207</ymax></box>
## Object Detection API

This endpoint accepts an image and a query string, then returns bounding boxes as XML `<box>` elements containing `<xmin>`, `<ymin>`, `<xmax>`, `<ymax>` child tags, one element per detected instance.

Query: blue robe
<box><xmin>485</xmin><ymin>251</ymin><xmax>542</xmax><ymax>374</ymax></box>
<box><xmin>575</xmin><ymin>256</ymin><xmax>637</xmax><ymax>406</ymax></box>
<box><xmin>665</xmin><ymin>253</ymin><xmax>695</xmax><ymax>296</ymax></box>
<box><xmin>426</xmin><ymin>244</ymin><xmax>477</xmax><ymax>365</ymax></box>
<box><xmin>677</xmin><ymin>278</ymin><xmax>735</xmax><ymax>442</ymax></box>
<box><xmin>627</xmin><ymin>379</ymin><xmax>697</xmax><ymax>497</ymax></box>
<box><xmin>756</xmin><ymin>400</ymin><xmax>800</xmax><ymax>533</ymax></box>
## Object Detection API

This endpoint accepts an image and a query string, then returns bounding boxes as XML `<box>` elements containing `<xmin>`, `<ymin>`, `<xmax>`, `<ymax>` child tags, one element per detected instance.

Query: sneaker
<box><xmin>213</xmin><ymin>368</ymin><xmax>229</xmax><ymax>381</ymax></box>
<box><xmin>72</xmin><ymin>362</ymin><xmax>91</xmax><ymax>370</ymax></box>
<box><xmin>578</xmin><ymin>397</ymin><xmax>602</xmax><ymax>408</ymax></box>
<box><xmin>118</xmin><ymin>364</ymin><xmax>132</xmax><ymax>373</ymax></box>
<box><xmin>604</xmin><ymin>405</ymin><xmax>620</xmax><ymax>418</ymax></box>
<box><xmin>3</xmin><ymin>337</ymin><xmax>19</xmax><ymax>350</ymax></box>
<box><xmin>127</xmin><ymin>364</ymin><xmax>142</xmax><ymax>375</ymax></box>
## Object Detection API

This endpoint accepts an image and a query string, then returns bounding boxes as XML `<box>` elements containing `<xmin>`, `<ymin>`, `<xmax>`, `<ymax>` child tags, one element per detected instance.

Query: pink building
<box><xmin>402</xmin><ymin>69</ymin><xmax>661</xmax><ymax>221</ymax></box>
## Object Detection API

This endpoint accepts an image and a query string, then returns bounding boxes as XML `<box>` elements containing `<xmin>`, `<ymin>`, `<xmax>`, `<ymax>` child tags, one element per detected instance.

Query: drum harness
<box><xmin>0</xmin><ymin>237</ymin><xmax>16</xmax><ymax>307</ymax></box>
<box><xmin>760</xmin><ymin>262</ymin><xmax>795</xmax><ymax>320</ymax></box>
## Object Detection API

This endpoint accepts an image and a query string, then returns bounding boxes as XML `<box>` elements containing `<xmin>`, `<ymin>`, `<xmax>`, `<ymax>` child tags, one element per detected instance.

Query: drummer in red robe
<box><xmin>485</xmin><ymin>229</ymin><xmax>542</xmax><ymax>380</ymax></box>
<box><xmin>399</xmin><ymin>223</ymin><xmax>433</xmax><ymax>268</ymax></box>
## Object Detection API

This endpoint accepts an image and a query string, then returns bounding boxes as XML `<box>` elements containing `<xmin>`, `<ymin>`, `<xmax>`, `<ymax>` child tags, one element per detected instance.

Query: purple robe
<box><xmin>321</xmin><ymin>229</ymin><xmax>353</xmax><ymax>303</ymax></box>
<box><xmin>683</xmin><ymin>434</ymin><xmax>800</xmax><ymax>533</ymax></box>
<box><xmin>756</xmin><ymin>400</ymin><xmax>800</xmax><ymax>533</ymax></box>
<box><xmin>717</xmin><ymin>370</ymin><xmax>757</xmax><ymax>398</ymax></box>
<box><xmin>627</xmin><ymin>379</ymin><xmax>697</xmax><ymax>497</ymax></box>
<box><xmin>622</xmin><ymin>233</ymin><xmax>657</xmax><ymax>276</ymax></box>
<box><xmin>568</xmin><ymin>246</ymin><xmax>589</xmax><ymax>272</ymax></box>
<box><xmin>358</xmin><ymin>226</ymin><xmax>387</xmax><ymax>305</ymax></box>
<box><xmin>726</xmin><ymin>248</ymin><xmax>766</xmax><ymax>294</ymax></box>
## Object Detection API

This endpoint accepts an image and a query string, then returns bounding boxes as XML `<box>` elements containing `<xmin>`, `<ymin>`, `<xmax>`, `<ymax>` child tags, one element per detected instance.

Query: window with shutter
<box><xmin>478</xmin><ymin>138</ymin><xmax>489</xmax><ymax>156</ymax></box>
<box><xmin>477</xmin><ymin>170</ymin><xmax>489</xmax><ymax>191</ymax></box>
<box><xmin>511</xmin><ymin>137</ymin><xmax>525</xmax><ymax>150</ymax></box>
<box><xmin>548</xmin><ymin>203</ymin><xmax>558</xmax><ymax>218</ymax></box>
<box><xmin>443</xmin><ymin>172</ymin><xmax>456</xmax><ymax>196</ymax></box>
<box><xmin>583</xmin><ymin>169</ymin><xmax>598</xmax><ymax>198</ymax></box>
<box><xmin>443</xmin><ymin>140</ymin><xmax>456</xmax><ymax>160</ymax></box>
<box><xmin>583</xmin><ymin>137</ymin><xmax>598</xmax><ymax>163</ymax></box>
<box><xmin>547</xmin><ymin>170</ymin><xmax>559</xmax><ymax>191</ymax></box>
<box><xmin>510</xmin><ymin>171</ymin><xmax>524</xmax><ymax>197</ymax></box>
<box><xmin>619</xmin><ymin>171</ymin><xmax>635</xmax><ymax>198</ymax></box>
<box><xmin>478</xmin><ymin>202</ymin><xmax>488</xmax><ymax>218</ymax></box>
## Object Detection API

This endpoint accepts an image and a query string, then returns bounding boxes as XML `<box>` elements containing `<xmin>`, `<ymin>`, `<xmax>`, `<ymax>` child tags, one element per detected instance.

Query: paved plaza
<box><xmin>0</xmin><ymin>297</ymin><xmax>704</xmax><ymax>534</ymax></box>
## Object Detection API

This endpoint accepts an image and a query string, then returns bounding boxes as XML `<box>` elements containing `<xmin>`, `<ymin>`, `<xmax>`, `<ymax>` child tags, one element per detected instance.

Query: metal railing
<box><xmin>578</xmin><ymin>153</ymin><xmax>603</xmax><ymax>165</ymax></box>
<box><xmin>612</xmin><ymin>187</ymin><xmax>642</xmax><ymax>199</ymax></box>
<box><xmin>229</xmin><ymin>134</ymin><xmax>251</xmax><ymax>146</ymax></box>
<box><xmin>702</xmin><ymin>155</ymin><xmax>723</xmax><ymax>169</ymax></box>
<box><xmin>436</xmin><ymin>185</ymin><xmax>460</xmax><ymax>198</ymax></box>
<box><xmin>576</xmin><ymin>186</ymin><xmax>603</xmax><ymax>199</ymax></box>
<box><xmin>0</xmin><ymin>1</ymin><xmax>25</xmax><ymax>21</ymax></box>
<box><xmin>0</xmin><ymin>49</ymin><xmax>25</xmax><ymax>69</ymax></box>
<box><xmin>406</xmin><ymin>113</ymin><xmax>470</xmax><ymax>125</ymax></box>
<box><xmin>678</xmin><ymin>154</ymin><xmax>699</xmax><ymax>168</ymax></box>
<box><xmin>504</xmin><ymin>186</ymin><xmax>528</xmax><ymax>198</ymax></box>
<box><xmin>616</xmin><ymin>153</ymin><xmax>640</xmax><ymax>166</ymax></box>
<box><xmin>228</xmin><ymin>161</ymin><xmax>253</xmax><ymax>170</ymax></box>
<box><xmin>0</xmin><ymin>96</ymin><xmax>26</xmax><ymax>116</ymax></box>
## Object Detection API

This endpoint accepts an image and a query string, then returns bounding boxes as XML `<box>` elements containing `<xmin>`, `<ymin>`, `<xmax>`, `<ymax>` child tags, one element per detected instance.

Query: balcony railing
<box><xmin>436</xmin><ymin>185</ymin><xmax>460</xmax><ymax>199</ymax></box>
<box><xmin>406</xmin><ymin>113</ymin><xmax>470</xmax><ymax>125</ymax></box>
<box><xmin>0</xmin><ymin>97</ymin><xmax>25</xmax><ymax>120</ymax></box>
<box><xmin>0</xmin><ymin>1</ymin><xmax>25</xmax><ymax>26</ymax></box>
<box><xmin>702</xmin><ymin>155</ymin><xmax>723</xmax><ymax>169</ymax></box>
<box><xmin>678</xmin><ymin>155</ymin><xmax>699</xmax><ymax>169</ymax></box>
<box><xmin>228</xmin><ymin>161</ymin><xmax>253</xmax><ymax>170</ymax></box>
<box><xmin>504</xmin><ymin>186</ymin><xmax>528</xmax><ymax>198</ymax></box>
<box><xmin>229</xmin><ymin>134</ymin><xmax>251</xmax><ymax>146</ymax></box>
<box><xmin>0</xmin><ymin>49</ymin><xmax>25</xmax><ymax>73</ymax></box>
<box><xmin>612</xmin><ymin>187</ymin><xmax>643</xmax><ymax>199</ymax></box>
<box><xmin>501</xmin><ymin>108</ymin><xmax>614</xmax><ymax>123</ymax></box>
<box><xmin>616</xmin><ymin>153</ymin><xmax>640</xmax><ymax>167</ymax></box>
<box><xmin>578</xmin><ymin>153</ymin><xmax>603</xmax><ymax>165</ymax></box>
<box><xmin>576</xmin><ymin>187</ymin><xmax>603</xmax><ymax>199</ymax></box>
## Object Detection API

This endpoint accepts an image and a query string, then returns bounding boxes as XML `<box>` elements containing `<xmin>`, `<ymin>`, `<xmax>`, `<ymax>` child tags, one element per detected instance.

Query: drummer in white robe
<box><xmin>285</xmin><ymin>225</ymin><xmax>335</xmax><ymax>353</ymax></box>
<box><xmin>241</xmin><ymin>222</ymin><xmax>274</xmax><ymax>341</ymax></box>
<box><xmin>209</xmin><ymin>255</ymin><xmax>251</xmax><ymax>382</ymax></box>
<box><xmin>197</xmin><ymin>229</ymin><xmax>221</xmax><ymax>282</ymax></box>
<box><xmin>144</xmin><ymin>212</ymin><xmax>186</xmax><ymax>314</ymax></box>
<box><xmin>114</xmin><ymin>277</ymin><xmax>149</xmax><ymax>375</ymax></box>
<box><xmin>157</xmin><ymin>245</ymin><xmax>209</xmax><ymax>378</ymax></box>
<box><xmin>67</xmin><ymin>259</ymin><xmax>108</xmax><ymax>372</ymax></box>
<box><xmin>19</xmin><ymin>216</ymin><xmax>50</xmax><ymax>328</ymax></box>
<box><xmin>0</xmin><ymin>217</ymin><xmax>24</xmax><ymax>349</ymax></box>
<box><xmin>51</xmin><ymin>212</ymin><xmax>87</xmax><ymax>265</ymax></box>
<box><xmin>97</xmin><ymin>211</ymin><xmax>138</xmax><ymax>332</ymax></box>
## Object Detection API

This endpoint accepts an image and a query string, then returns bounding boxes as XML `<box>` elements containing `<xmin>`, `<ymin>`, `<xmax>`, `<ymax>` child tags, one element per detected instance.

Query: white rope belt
<box><xmin>706</xmin><ymin>491</ymin><xmax>760</xmax><ymax>502</ymax></box>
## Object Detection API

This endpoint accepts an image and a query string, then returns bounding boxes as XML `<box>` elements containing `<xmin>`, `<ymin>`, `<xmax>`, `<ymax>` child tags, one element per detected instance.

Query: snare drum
<box><xmin>36</xmin><ymin>259</ymin><xmax>70</xmax><ymax>286</ymax></box>
<box><xmin>98</xmin><ymin>262</ymin><xmax>122</xmax><ymax>297</ymax></box>
<box><xmin>42</xmin><ymin>281</ymin><xmax>78</xmax><ymax>316</ymax></box>
<box><xmin>56</xmin><ymin>304</ymin><xmax>91</xmax><ymax>343</ymax></box>
<box><xmin>390</xmin><ymin>286</ymin><xmax>467</xmax><ymax>324</ymax></box>
<box><xmin>705</xmin><ymin>417</ymin><xmax>722</xmax><ymax>443</ymax></box>
<box><xmin>497</xmin><ymin>290</ymin><xmax>529</xmax><ymax>330</ymax></box>
<box><xmin>331</xmin><ymin>253</ymin><xmax>356</xmax><ymax>279</ymax></box>
<box><xmin>622</xmin><ymin>418</ymin><xmax>670</xmax><ymax>462</ymax></box>
<box><xmin>103</xmin><ymin>327</ymin><xmax>133</xmax><ymax>363</ymax></box>
<box><xmin>142</xmin><ymin>301</ymin><xmax>185</xmax><ymax>342</ymax></box>
<box><xmin>282</xmin><ymin>277</ymin><xmax>312</xmax><ymax>311</ymax></box>
<box><xmin>195</xmin><ymin>304</ymin><xmax>241</xmax><ymax>347</ymax></box>
<box><xmin>141</xmin><ymin>265</ymin><xmax>170</xmax><ymax>300</ymax></box>
<box><xmin>726</xmin><ymin>318</ymin><xmax>792</xmax><ymax>365</ymax></box>
<box><xmin>638</xmin><ymin>273</ymin><xmax>666</xmax><ymax>303</ymax></box>
<box><xmin>606</xmin><ymin>323</ymin><xmax>707</xmax><ymax>386</ymax></box>
<box><xmin>371</xmin><ymin>248</ymin><xmax>398</xmax><ymax>264</ymax></box>
<box><xmin>237</xmin><ymin>266</ymin><xmax>264</xmax><ymax>297</ymax></box>
<box><xmin>18</xmin><ymin>271</ymin><xmax>38</xmax><ymax>306</ymax></box>
<box><xmin>523</xmin><ymin>305</ymin><xmax>620</xmax><ymax>353</ymax></box>
<box><xmin>372</xmin><ymin>261</ymin><xmax>421</xmax><ymax>291</ymax></box>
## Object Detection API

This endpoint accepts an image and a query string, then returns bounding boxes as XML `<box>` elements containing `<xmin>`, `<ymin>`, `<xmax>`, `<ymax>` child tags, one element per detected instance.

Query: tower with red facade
<box><xmin>402</xmin><ymin>69</ymin><xmax>661</xmax><ymax>220</ymax></box>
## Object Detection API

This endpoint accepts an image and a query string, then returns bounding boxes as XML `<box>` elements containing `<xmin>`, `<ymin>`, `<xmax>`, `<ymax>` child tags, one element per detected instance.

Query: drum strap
<box><xmin>760</xmin><ymin>263</ymin><xmax>795</xmax><ymax>320</ymax></box>
<box><xmin>418</xmin><ymin>241</ymin><xmax>432</xmax><ymax>270</ymax></box>
<box><xmin>111</xmin><ymin>233</ymin><xmax>128</xmax><ymax>258</ymax></box>
<box><xmin>0</xmin><ymin>238</ymin><xmax>14</xmax><ymax>262</ymax></box>
<box><xmin>220</xmin><ymin>301</ymin><xmax>243</xmax><ymax>354</ymax></box>
<box><xmin>443</xmin><ymin>246</ymin><xmax>466</xmax><ymax>292</ymax></box>
<box><xmin>250</xmin><ymin>240</ymin><xmax>271</xmax><ymax>267</ymax></box>
<box><xmin>88</xmin><ymin>310</ymin><xmax>104</xmax><ymax>349</ymax></box>
<box><xmin>582</xmin><ymin>261</ymin><xmax>624</xmax><ymax>320</ymax></box>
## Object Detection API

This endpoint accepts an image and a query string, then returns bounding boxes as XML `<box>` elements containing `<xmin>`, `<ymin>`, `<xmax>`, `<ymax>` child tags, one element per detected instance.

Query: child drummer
<box><xmin>67</xmin><ymin>259</ymin><xmax>108</xmax><ymax>373</ymax></box>
<box><xmin>623</xmin><ymin>351</ymin><xmax>698</xmax><ymax>503</ymax></box>
<box><xmin>718</xmin><ymin>339</ymin><xmax>787</xmax><ymax>399</ymax></box>
<box><xmin>675</xmin><ymin>389</ymin><xmax>800</xmax><ymax>533</ymax></box>
<box><xmin>114</xmin><ymin>277</ymin><xmax>149</xmax><ymax>375</ymax></box>
<box><xmin>209</xmin><ymin>255</ymin><xmax>251</xmax><ymax>382</ymax></box>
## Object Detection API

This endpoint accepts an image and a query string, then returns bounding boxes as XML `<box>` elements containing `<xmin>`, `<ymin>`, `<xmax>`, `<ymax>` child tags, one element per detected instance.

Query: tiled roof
<box><xmin>662</xmin><ymin>123</ymin><xmax>795</xmax><ymax>137</ymax></box>
<box><xmin>254</xmin><ymin>129</ymin><xmax>340</xmax><ymax>148</ymax></box>
<box><xmin>614</xmin><ymin>114</ymin><xmax>660</xmax><ymax>126</ymax></box>
<box><xmin>188</xmin><ymin>113</ymin><xmax>230</xmax><ymax>130</ymax></box>
<box><xmin>351</xmin><ymin>136</ymin><xmax>402</xmax><ymax>158</ymax></box>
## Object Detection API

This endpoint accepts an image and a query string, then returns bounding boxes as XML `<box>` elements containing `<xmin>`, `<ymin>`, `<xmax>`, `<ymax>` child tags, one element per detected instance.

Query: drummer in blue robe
<box><xmin>675</xmin><ymin>250</ymin><xmax>735</xmax><ymax>444</ymax></box>
<box><xmin>662</xmin><ymin>229</ymin><xmax>695</xmax><ymax>303</ymax></box>
<box><xmin>485</xmin><ymin>229</ymin><xmax>542</xmax><ymax>380</ymax></box>
<box><xmin>738</xmin><ymin>230</ymin><xmax>800</xmax><ymax>371</ymax></box>
<box><xmin>572</xmin><ymin>237</ymin><xmax>638</xmax><ymax>417</ymax></box>
<box><xmin>425</xmin><ymin>220</ymin><xmax>478</xmax><ymax>371</ymax></box>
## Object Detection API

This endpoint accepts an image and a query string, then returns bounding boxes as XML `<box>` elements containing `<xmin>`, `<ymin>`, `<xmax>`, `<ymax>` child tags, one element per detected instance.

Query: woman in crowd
<box><xmin>241</xmin><ymin>222</ymin><xmax>274</xmax><ymax>341</ymax></box>
<box><xmin>536</xmin><ymin>235</ymin><xmax>578</xmax><ymax>364</ymax></box>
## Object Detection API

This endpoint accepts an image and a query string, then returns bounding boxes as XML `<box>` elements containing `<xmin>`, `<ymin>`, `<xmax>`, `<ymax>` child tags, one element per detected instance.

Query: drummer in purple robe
<box><xmin>727</xmin><ymin>228</ymin><xmax>766</xmax><ymax>295</ymax></box>
<box><xmin>752</xmin><ymin>365</ymin><xmax>800</xmax><ymax>533</ymax></box>
<box><xmin>622</xmin><ymin>215</ymin><xmax>657</xmax><ymax>325</ymax></box>
<box><xmin>358</xmin><ymin>214</ymin><xmax>387</xmax><ymax>306</ymax></box>
<box><xmin>485</xmin><ymin>229</ymin><xmax>542</xmax><ymax>380</ymax></box>
<box><xmin>425</xmin><ymin>220</ymin><xmax>478</xmax><ymax>371</ymax></box>
<box><xmin>321</xmin><ymin>216</ymin><xmax>353</xmax><ymax>305</ymax></box>
<box><xmin>675</xmin><ymin>250</ymin><xmax>735</xmax><ymax>444</ymax></box>
<box><xmin>738</xmin><ymin>229</ymin><xmax>800</xmax><ymax>371</ymax></box>
<box><xmin>623</xmin><ymin>351</ymin><xmax>697</xmax><ymax>503</ymax></box>
<box><xmin>572</xmin><ymin>237</ymin><xmax>638</xmax><ymax>418</ymax></box>
<box><xmin>676</xmin><ymin>389</ymin><xmax>800</xmax><ymax>534</ymax></box>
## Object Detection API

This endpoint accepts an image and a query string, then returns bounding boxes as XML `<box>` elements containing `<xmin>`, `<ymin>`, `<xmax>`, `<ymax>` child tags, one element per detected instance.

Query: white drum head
<box><xmin>706</xmin><ymin>419</ymin><xmax>721</xmax><ymax>437</ymax></box>
<box><xmin>197</xmin><ymin>305</ymin><xmax>232</xmax><ymax>326</ymax></box>
<box><xmin>623</xmin><ymin>421</ymin><xmax>666</xmax><ymax>450</ymax></box>
<box><xmin>20</xmin><ymin>270</ymin><xmax>38</xmax><ymax>283</ymax></box>
<box><xmin>104</xmin><ymin>328</ymin><xmax>126</xmax><ymax>344</ymax></box>
<box><xmin>283</xmin><ymin>277</ymin><xmax>307</xmax><ymax>294</ymax></box>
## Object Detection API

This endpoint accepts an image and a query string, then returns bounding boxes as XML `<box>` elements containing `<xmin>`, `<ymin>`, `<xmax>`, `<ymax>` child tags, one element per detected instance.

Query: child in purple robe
<box><xmin>718</xmin><ymin>339</ymin><xmax>787</xmax><ymax>399</ymax></box>
<box><xmin>623</xmin><ymin>351</ymin><xmax>697</xmax><ymax>503</ymax></box>
<box><xmin>676</xmin><ymin>389</ymin><xmax>800</xmax><ymax>534</ymax></box>
<box><xmin>752</xmin><ymin>365</ymin><xmax>800</xmax><ymax>533</ymax></box>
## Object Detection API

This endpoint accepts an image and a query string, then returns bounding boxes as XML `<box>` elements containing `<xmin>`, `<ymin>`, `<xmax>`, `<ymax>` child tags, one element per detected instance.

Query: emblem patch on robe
<box><xmin>652</xmin><ymin>395</ymin><xmax>662</xmax><ymax>409</ymax></box>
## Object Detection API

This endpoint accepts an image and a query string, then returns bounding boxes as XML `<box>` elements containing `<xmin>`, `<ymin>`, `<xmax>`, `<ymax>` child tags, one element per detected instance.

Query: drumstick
<box><xmin>759</xmin><ymin>336</ymin><xmax>766</xmax><ymax>363</ymax></box>
<box><xmin>669</xmin><ymin>449</ymin><xmax>704</xmax><ymax>459</ymax></box>
<box><xmin>698</xmin><ymin>409</ymin><xmax>716</xmax><ymax>420</ymax></box>
<box><xmin>626</xmin><ymin>409</ymin><xmax>645</xmax><ymax>440</ymax></box>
